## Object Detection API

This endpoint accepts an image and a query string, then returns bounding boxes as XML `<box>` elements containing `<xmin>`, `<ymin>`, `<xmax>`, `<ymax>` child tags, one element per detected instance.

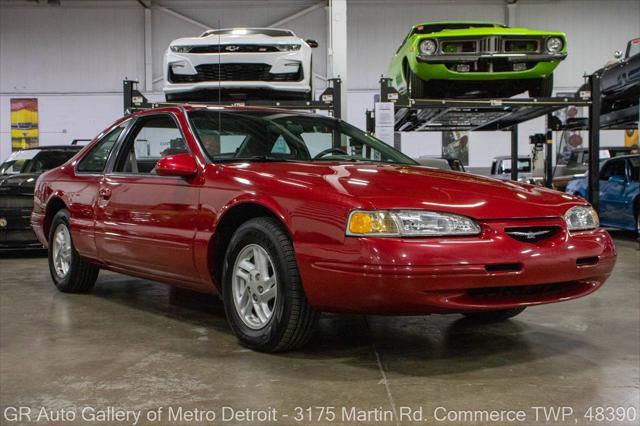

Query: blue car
<box><xmin>566</xmin><ymin>154</ymin><xmax>639</xmax><ymax>234</ymax></box>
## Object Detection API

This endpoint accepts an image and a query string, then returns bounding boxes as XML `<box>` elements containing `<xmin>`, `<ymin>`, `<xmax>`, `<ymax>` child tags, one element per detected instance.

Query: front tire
<box><xmin>48</xmin><ymin>209</ymin><xmax>99</xmax><ymax>293</ymax></box>
<box><xmin>222</xmin><ymin>217</ymin><xmax>318</xmax><ymax>352</ymax></box>
<box><xmin>529</xmin><ymin>74</ymin><xmax>554</xmax><ymax>97</ymax></box>
<box><xmin>405</xmin><ymin>61</ymin><xmax>425</xmax><ymax>99</ymax></box>
<box><xmin>462</xmin><ymin>307</ymin><xmax>526</xmax><ymax>322</ymax></box>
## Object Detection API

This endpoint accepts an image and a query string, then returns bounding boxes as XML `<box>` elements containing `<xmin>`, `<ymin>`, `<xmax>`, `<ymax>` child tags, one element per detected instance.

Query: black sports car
<box><xmin>579</xmin><ymin>38</ymin><xmax>640</xmax><ymax>115</ymax></box>
<box><xmin>0</xmin><ymin>145</ymin><xmax>82</xmax><ymax>250</ymax></box>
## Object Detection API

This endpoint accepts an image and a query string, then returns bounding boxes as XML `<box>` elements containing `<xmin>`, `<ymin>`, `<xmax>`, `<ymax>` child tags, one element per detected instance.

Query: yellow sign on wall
<box><xmin>10</xmin><ymin>98</ymin><xmax>39</xmax><ymax>151</ymax></box>
<box><xmin>624</xmin><ymin>129</ymin><xmax>638</xmax><ymax>147</ymax></box>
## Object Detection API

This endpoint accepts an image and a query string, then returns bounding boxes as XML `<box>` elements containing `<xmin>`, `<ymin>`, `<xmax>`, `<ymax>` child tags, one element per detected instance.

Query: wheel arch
<box><xmin>402</xmin><ymin>57</ymin><xmax>412</xmax><ymax>82</ymax></box>
<box><xmin>43</xmin><ymin>196</ymin><xmax>68</xmax><ymax>238</ymax></box>
<box><xmin>207</xmin><ymin>201</ymin><xmax>292</xmax><ymax>291</ymax></box>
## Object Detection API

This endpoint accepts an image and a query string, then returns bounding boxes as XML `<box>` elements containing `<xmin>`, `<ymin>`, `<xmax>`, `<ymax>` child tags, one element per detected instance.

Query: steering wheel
<box><xmin>313</xmin><ymin>148</ymin><xmax>348</xmax><ymax>159</ymax></box>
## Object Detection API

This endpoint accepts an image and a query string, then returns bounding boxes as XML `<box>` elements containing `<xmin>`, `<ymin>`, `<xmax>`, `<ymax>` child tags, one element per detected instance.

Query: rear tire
<box><xmin>529</xmin><ymin>74</ymin><xmax>554</xmax><ymax>97</ymax></box>
<box><xmin>222</xmin><ymin>217</ymin><xmax>318</xmax><ymax>352</ymax></box>
<box><xmin>48</xmin><ymin>209</ymin><xmax>99</xmax><ymax>293</ymax></box>
<box><xmin>462</xmin><ymin>307</ymin><xmax>526</xmax><ymax>322</ymax></box>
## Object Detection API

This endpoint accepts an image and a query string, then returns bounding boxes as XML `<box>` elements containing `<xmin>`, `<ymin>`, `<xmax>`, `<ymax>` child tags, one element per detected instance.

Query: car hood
<box><xmin>0</xmin><ymin>173</ymin><xmax>38</xmax><ymax>195</ymax></box>
<box><xmin>171</xmin><ymin>34</ymin><xmax>303</xmax><ymax>47</ymax></box>
<box><xmin>236</xmin><ymin>162</ymin><xmax>584</xmax><ymax>220</ymax></box>
<box><xmin>425</xmin><ymin>27</ymin><xmax>565</xmax><ymax>38</ymax></box>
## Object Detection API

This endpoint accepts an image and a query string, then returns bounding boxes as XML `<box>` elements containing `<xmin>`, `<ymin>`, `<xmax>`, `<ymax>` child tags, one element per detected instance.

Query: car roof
<box><xmin>493</xmin><ymin>155</ymin><xmax>530</xmax><ymax>160</ymax></box>
<box><xmin>604</xmin><ymin>153</ymin><xmax>640</xmax><ymax>161</ymax></box>
<box><xmin>200</xmin><ymin>27</ymin><xmax>295</xmax><ymax>37</ymax></box>
<box><xmin>130</xmin><ymin>104</ymin><xmax>330</xmax><ymax>119</ymax></box>
<box><xmin>573</xmin><ymin>146</ymin><xmax>631</xmax><ymax>152</ymax></box>
<box><xmin>15</xmin><ymin>145</ymin><xmax>82</xmax><ymax>151</ymax></box>
<box><xmin>412</xmin><ymin>21</ymin><xmax>506</xmax><ymax>30</ymax></box>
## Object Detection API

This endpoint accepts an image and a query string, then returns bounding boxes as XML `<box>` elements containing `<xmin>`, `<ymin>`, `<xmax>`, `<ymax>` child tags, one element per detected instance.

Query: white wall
<box><xmin>1</xmin><ymin>0</ymin><xmax>638</xmax><ymax>165</ymax></box>
<box><xmin>516</xmin><ymin>0</ymin><xmax>640</xmax><ymax>90</ymax></box>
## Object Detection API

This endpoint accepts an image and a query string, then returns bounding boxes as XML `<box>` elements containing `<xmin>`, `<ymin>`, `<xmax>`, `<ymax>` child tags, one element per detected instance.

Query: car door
<box><xmin>94</xmin><ymin>113</ymin><xmax>202</xmax><ymax>286</ymax></box>
<box><xmin>598</xmin><ymin>158</ymin><xmax>627</xmax><ymax>226</ymax></box>
<box><xmin>619</xmin><ymin>157</ymin><xmax>640</xmax><ymax>228</ymax></box>
<box><xmin>70</xmin><ymin>122</ymin><xmax>128</xmax><ymax>259</ymax></box>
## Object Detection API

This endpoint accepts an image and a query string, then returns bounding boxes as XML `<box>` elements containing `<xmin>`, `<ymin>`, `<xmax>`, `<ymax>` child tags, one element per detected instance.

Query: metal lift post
<box><xmin>545</xmin><ymin>129</ymin><xmax>553</xmax><ymax>188</ymax></box>
<box><xmin>510</xmin><ymin>126</ymin><xmax>518</xmax><ymax>181</ymax></box>
<box><xmin>587</xmin><ymin>74</ymin><xmax>601</xmax><ymax>210</ymax></box>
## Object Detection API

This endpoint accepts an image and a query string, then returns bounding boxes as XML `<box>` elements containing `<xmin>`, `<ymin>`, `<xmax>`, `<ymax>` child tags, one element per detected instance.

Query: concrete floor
<box><xmin>1</xmin><ymin>233</ymin><xmax>639</xmax><ymax>426</ymax></box>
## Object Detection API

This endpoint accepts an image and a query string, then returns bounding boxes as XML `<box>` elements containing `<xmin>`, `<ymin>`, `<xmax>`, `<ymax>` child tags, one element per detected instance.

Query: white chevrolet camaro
<box><xmin>163</xmin><ymin>28</ymin><xmax>317</xmax><ymax>101</ymax></box>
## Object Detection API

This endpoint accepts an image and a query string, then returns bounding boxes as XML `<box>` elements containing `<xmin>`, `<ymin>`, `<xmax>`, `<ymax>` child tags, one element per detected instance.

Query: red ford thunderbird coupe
<box><xmin>31</xmin><ymin>106</ymin><xmax>616</xmax><ymax>352</ymax></box>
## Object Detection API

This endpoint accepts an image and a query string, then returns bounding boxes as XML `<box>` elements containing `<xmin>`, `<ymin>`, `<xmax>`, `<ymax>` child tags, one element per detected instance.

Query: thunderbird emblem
<box><xmin>225</xmin><ymin>45</ymin><xmax>240</xmax><ymax>52</ymax></box>
<box><xmin>509</xmin><ymin>230</ymin><xmax>551</xmax><ymax>240</ymax></box>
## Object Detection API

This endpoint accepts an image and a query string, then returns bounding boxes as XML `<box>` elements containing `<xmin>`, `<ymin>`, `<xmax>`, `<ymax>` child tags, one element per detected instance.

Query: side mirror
<box><xmin>155</xmin><ymin>153</ymin><xmax>198</xmax><ymax>178</ymax></box>
<box><xmin>306</xmin><ymin>39</ymin><xmax>318</xmax><ymax>48</ymax></box>
<box><xmin>608</xmin><ymin>175</ymin><xmax>626</xmax><ymax>184</ymax></box>
<box><xmin>614</xmin><ymin>50</ymin><xmax>623</xmax><ymax>59</ymax></box>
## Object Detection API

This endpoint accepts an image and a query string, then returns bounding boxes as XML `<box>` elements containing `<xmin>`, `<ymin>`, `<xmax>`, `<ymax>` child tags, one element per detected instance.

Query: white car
<box><xmin>164</xmin><ymin>28</ymin><xmax>317</xmax><ymax>101</ymax></box>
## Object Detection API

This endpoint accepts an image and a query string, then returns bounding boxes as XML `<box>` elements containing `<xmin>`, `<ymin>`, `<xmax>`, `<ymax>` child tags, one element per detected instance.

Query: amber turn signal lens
<box><xmin>348</xmin><ymin>212</ymin><xmax>373</xmax><ymax>234</ymax></box>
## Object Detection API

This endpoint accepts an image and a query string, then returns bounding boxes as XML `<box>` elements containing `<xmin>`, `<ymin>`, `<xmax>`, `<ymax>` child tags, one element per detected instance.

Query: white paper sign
<box><xmin>374</xmin><ymin>102</ymin><xmax>395</xmax><ymax>146</ymax></box>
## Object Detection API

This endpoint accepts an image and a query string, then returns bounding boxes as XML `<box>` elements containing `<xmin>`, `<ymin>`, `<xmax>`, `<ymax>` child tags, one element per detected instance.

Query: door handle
<box><xmin>99</xmin><ymin>187</ymin><xmax>112</xmax><ymax>200</ymax></box>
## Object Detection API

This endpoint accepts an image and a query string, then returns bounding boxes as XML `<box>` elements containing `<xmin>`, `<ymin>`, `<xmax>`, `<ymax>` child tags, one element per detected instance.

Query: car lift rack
<box><xmin>123</xmin><ymin>79</ymin><xmax>343</xmax><ymax>118</ymax></box>
<box><xmin>366</xmin><ymin>75</ymin><xmax>639</xmax><ymax>211</ymax></box>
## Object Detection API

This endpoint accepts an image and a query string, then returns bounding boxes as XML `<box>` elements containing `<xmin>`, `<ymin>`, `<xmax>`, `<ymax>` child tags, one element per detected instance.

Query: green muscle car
<box><xmin>387</xmin><ymin>21</ymin><xmax>567</xmax><ymax>99</ymax></box>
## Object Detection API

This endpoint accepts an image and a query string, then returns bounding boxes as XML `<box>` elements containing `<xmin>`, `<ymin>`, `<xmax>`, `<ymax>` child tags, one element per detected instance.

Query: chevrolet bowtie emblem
<box><xmin>225</xmin><ymin>45</ymin><xmax>240</xmax><ymax>52</ymax></box>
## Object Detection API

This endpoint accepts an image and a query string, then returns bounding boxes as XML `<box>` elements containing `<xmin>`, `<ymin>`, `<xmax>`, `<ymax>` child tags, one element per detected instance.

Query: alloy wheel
<box><xmin>232</xmin><ymin>244</ymin><xmax>278</xmax><ymax>330</ymax></box>
<box><xmin>52</xmin><ymin>223</ymin><xmax>72</xmax><ymax>278</ymax></box>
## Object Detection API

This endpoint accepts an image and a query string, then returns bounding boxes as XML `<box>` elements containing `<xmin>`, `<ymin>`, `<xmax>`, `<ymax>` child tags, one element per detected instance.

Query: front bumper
<box><xmin>417</xmin><ymin>52</ymin><xmax>567</xmax><ymax>63</ymax></box>
<box><xmin>296</xmin><ymin>218</ymin><xmax>616</xmax><ymax>315</ymax></box>
<box><xmin>163</xmin><ymin>50</ymin><xmax>311</xmax><ymax>95</ymax></box>
<box><xmin>411</xmin><ymin>54</ymin><xmax>562</xmax><ymax>81</ymax></box>
<box><xmin>0</xmin><ymin>205</ymin><xmax>42</xmax><ymax>250</ymax></box>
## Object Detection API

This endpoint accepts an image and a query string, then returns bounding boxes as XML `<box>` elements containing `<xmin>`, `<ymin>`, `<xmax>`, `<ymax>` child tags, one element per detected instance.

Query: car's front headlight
<box><xmin>419</xmin><ymin>39</ymin><xmax>437</xmax><ymax>55</ymax></box>
<box><xmin>276</xmin><ymin>44</ymin><xmax>301</xmax><ymax>52</ymax></box>
<box><xmin>346</xmin><ymin>210</ymin><xmax>481</xmax><ymax>237</ymax></box>
<box><xmin>546</xmin><ymin>37</ymin><xmax>564</xmax><ymax>52</ymax></box>
<box><xmin>170</xmin><ymin>45</ymin><xmax>191</xmax><ymax>53</ymax></box>
<box><xmin>564</xmin><ymin>206</ymin><xmax>599</xmax><ymax>231</ymax></box>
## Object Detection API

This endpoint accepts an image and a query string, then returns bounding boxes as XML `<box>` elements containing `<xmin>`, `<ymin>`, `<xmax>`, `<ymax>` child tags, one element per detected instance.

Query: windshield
<box><xmin>204</xmin><ymin>28</ymin><xmax>294</xmax><ymax>37</ymax></box>
<box><xmin>188</xmin><ymin>110</ymin><xmax>417</xmax><ymax>165</ymax></box>
<box><xmin>413</xmin><ymin>23</ymin><xmax>505</xmax><ymax>35</ymax></box>
<box><xmin>0</xmin><ymin>149</ymin><xmax>77</xmax><ymax>175</ymax></box>
<box><xmin>500</xmin><ymin>159</ymin><xmax>531</xmax><ymax>174</ymax></box>
<box><xmin>627</xmin><ymin>38</ymin><xmax>640</xmax><ymax>58</ymax></box>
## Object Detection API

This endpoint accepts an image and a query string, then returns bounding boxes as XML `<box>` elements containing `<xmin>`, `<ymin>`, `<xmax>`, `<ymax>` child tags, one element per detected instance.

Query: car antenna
<box><xmin>217</xmin><ymin>19</ymin><xmax>221</xmax><ymax>108</ymax></box>
<box><xmin>217</xmin><ymin>19</ymin><xmax>222</xmax><ymax>144</ymax></box>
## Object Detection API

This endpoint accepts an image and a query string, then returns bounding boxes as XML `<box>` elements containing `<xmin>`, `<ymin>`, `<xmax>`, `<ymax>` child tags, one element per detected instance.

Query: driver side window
<box><xmin>600</xmin><ymin>159</ymin><xmax>626</xmax><ymax>181</ymax></box>
<box><xmin>114</xmin><ymin>115</ymin><xmax>189</xmax><ymax>174</ymax></box>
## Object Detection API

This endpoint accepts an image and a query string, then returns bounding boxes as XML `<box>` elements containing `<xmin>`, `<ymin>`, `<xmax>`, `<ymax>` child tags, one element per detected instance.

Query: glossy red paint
<box><xmin>31</xmin><ymin>106</ymin><xmax>616</xmax><ymax>315</ymax></box>
<box><xmin>155</xmin><ymin>153</ymin><xmax>198</xmax><ymax>177</ymax></box>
